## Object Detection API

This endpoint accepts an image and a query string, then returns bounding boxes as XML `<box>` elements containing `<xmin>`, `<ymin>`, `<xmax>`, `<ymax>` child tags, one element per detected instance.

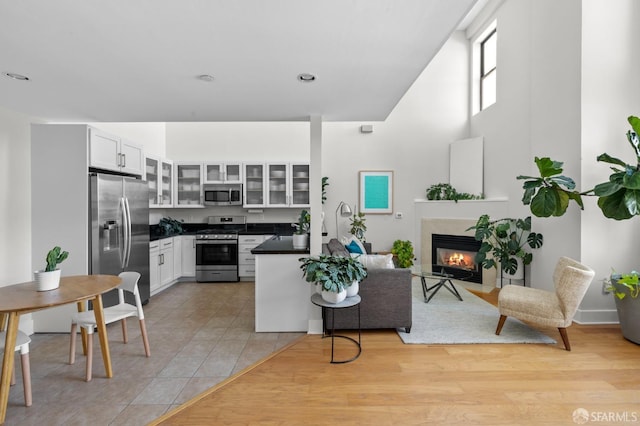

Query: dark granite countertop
<box><xmin>150</xmin><ymin>222</ymin><xmax>295</xmax><ymax>241</ymax></box>
<box><xmin>251</xmin><ymin>235</ymin><xmax>310</xmax><ymax>255</ymax></box>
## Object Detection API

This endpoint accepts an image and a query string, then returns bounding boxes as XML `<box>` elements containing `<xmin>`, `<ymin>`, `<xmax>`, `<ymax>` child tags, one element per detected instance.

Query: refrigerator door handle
<box><xmin>118</xmin><ymin>197</ymin><xmax>127</xmax><ymax>269</ymax></box>
<box><xmin>123</xmin><ymin>197</ymin><xmax>133</xmax><ymax>268</ymax></box>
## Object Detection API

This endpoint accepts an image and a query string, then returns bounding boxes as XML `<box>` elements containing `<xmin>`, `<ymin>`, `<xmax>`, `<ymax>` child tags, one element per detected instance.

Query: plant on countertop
<box><xmin>349</xmin><ymin>211</ymin><xmax>367</xmax><ymax>241</ymax></box>
<box><xmin>292</xmin><ymin>209</ymin><xmax>311</xmax><ymax>235</ymax></box>
<box><xmin>159</xmin><ymin>217</ymin><xmax>184</xmax><ymax>235</ymax></box>
<box><xmin>391</xmin><ymin>240</ymin><xmax>415</xmax><ymax>268</ymax></box>
<box><xmin>322</xmin><ymin>176</ymin><xmax>329</xmax><ymax>204</ymax></box>
<box><xmin>467</xmin><ymin>215</ymin><xmax>543</xmax><ymax>276</ymax></box>
<box><xmin>45</xmin><ymin>246</ymin><xmax>69</xmax><ymax>272</ymax></box>
<box><xmin>425</xmin><ymin>183</ymin><xmax>483</xmax><ymax>202</ymax></box>
<box><xmin>299</xmin><ymin>254</ymin><xmax>367</xmax><ymax>293</ymax></box>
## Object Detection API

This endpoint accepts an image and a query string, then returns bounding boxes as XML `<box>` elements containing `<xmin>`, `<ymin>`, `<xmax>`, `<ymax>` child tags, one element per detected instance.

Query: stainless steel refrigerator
<box><xmin>89</xmin><ymin>173</ymin><xmax>150</xmax><ymax>306</ymax></box>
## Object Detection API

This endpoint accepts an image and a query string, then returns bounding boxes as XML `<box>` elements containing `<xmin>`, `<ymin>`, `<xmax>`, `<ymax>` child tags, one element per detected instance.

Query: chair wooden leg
<box><xmin>85</xmin><ymin>331</ymin><xmax>93</xmax><ymax>382</ymax></box>
<box><xmin>69</xmin><ymin>323</ymin><xmax>77</xmax><ymax>365</ymax></box>
<box><xmin>558</xmin><ymin>327</ymin><xmax>571</xmax><ymax>351</ymax></box>
<box><xmin>139</xmin><ymin>319</ymin><xmax>151</xmax><ymax>357</ymax></box>
<box><xmin>20</xmin><ymin>353</ymin><xmax>31</xmax><ymax>407</ymax></box>
<box><xmin>496</xmin><ymin>315</ymin><xmax>507</xmax><ymax>335</ymax></box>
<box><xmin>121</xmin><ymin>318</ymin><xmax>128</xmax><ymax>344</ymax></box>
<box><xmin>10</xmin><ymin>359</ymin><xmax>15</xmax><ymax>386</ymax></box>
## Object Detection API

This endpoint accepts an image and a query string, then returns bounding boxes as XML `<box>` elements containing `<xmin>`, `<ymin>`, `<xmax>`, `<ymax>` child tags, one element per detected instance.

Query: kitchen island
<box><xmin>252</xmin><ymin>236</ymin><xmax>318</xmax><ymax>333</ymax></box>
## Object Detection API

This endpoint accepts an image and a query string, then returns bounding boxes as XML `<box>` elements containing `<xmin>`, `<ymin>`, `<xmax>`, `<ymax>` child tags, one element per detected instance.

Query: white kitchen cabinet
<box><xmin>150</xmin><ymin>238</ymin><xmax>176</xmax><ymax>295</ymax></box>
<box><xmin>146</xmin><ymin>155</ymin><xmax>174</xmax><ymax>208</ymax></box>
<box><xmin>239</xmin><ymin>234</ymin><xmax>273</xmax><ymax>280</ymax></box>
<box><xmin>266</xmin><ymin>163</ymin><xmax>310</xmax><ymax>208</ymax></box>
<box><xmin>175</xmin><ymin>162</ymin><xmax>204</xmax><ymax>207</ymax></box>
<box><xmin>243</xmin><ymin>163</ymin><xmax>266</xmax><ymax>207</ymax></box>
<box><xmin>89</xmin><ymin>127</ymin><xmax>144</xmax><ymax>176</ymax></box>
<box><xmin>204</xmin><ymin>162</ymin><xmax>242</xmax><ymax>184</ymax></box>
<box><xmin>181</xmin><ymin>235</ymin><xmax>196</xmax><ymax>277</ymax></box>
<box><xmin>173</xmin><ymin>236</ymin><xmax>182</xmax><ymax>280</ymax></box>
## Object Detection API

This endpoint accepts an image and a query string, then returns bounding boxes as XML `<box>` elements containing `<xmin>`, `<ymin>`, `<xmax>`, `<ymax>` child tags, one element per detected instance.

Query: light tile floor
<box><xmin>4</xmin><ymin>281</ymin><xmax>303</xmax><ymax>426</ymax></box>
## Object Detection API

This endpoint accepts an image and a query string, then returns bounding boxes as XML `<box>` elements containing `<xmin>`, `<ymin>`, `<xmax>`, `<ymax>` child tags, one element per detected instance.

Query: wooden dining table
<box><xmin>0</xmin><ymin>274</ymin><xmax>121</xmax><ymax>424</ymax></box>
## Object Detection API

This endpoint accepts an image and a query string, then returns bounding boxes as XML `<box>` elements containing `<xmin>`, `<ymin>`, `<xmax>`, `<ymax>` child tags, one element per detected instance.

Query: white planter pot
<box><xmin>34</xmin><ymin>269</ymin><xmax>61</xmax><ymax>291</ymax></box>
<box><xmin>292</xmin><ymin>234</ymin><xmax>308</xmax><ymax>249</ymax></box>
<box><xmin>321</xmin><ymin>288</ymin><xmax>347</xmax><ymax>304</ymax></box>
<box><xmin>503</xmin><ymin>257</ymin><xmax>525</xmax><ymax>280</ymax></box>
<box><xmin>346</xmin><ymin>280</ymin><xmax>359</xmax><ymax>297</ymax></box>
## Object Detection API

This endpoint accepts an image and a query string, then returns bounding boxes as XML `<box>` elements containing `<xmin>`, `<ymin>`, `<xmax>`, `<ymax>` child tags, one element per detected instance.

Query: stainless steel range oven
<box><xmin>196</xmin><ymin>233</ymin><xmax>238</xmax><ymax>282</ymax></box>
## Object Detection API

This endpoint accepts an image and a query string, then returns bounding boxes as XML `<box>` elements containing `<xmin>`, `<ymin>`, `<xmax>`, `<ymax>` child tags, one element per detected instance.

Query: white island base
<box><xmin>255</xmin><ymin>253</ymin><xmax>317</xmax><ymax>332</ymax></box>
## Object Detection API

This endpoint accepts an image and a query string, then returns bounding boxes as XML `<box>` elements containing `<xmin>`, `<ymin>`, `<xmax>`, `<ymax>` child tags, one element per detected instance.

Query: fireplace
<box><xmin>431</xmin><ymin>234</ymin><xmax>482</xmax><ymax>284</ymax></box>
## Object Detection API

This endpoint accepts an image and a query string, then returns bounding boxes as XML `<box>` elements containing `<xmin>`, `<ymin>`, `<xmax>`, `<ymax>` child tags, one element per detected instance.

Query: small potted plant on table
<box><xmin>34</xmin><ymin>246</ymin><xmax>69</xmax><ymax>291</ymax></box>
<box><xmin>299</xmin><ymin>254</ymin><xmax>367</xmax><ymax>303</ymax></box>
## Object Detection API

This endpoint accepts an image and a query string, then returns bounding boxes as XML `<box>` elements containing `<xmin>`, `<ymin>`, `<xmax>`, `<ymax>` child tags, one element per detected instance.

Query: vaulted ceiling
<box><xmin>0</xmin><ymin>0</ymin><xmax>479</xmax><ymax>122</ymax></box>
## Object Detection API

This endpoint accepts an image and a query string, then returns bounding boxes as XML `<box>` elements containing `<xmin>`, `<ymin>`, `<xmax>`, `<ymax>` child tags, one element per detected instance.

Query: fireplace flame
<box><xmin>447</xmin><ymin>252</ymin><xmax>470</xmax><ymax>267</ymax></box>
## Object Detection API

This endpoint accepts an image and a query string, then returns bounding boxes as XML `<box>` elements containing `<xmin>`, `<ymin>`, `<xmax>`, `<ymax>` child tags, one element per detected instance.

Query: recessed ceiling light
<box><xmin>197</xmin><ymin>74</ymin><xmax>214</xmax><ymax>82</ymax></box>
<box><xmin>297</xmin><ymin>73</ymin><xmax>316</xmax><ymax>83</ymax></box>
<box><xmin>3</xmin><ymin>72</ymin><xmax>30</xmax><ymax>81</ymax></box>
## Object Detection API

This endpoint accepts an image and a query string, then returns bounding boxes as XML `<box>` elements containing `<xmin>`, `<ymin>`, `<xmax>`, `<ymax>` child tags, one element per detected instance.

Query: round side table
<box><xmin>310</xmin><ymin>293</ymin><xmax>361</xmax><ymax>364</ymax></box>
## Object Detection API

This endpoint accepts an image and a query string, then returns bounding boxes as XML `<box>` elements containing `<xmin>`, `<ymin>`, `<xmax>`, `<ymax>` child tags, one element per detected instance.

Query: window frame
<box><xmin>479</xmin><ymin>28</ymin><xmax>497</xmax><ymax>111</ymax></box>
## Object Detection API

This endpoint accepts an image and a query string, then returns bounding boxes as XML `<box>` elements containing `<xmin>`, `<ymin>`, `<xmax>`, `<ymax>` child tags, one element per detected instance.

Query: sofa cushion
<box><xmin>327</xmin><ymin>238</ymin><xmax>350</xmax><ymax>257</ymax></box>
<box><xmin>345</xmin><ymin>240</ymin><xmax>364</xmax><ymax>254</ymax></box>
<box><xmin>352</xmin><ymin>253</ymin><xmax>394</xmax><ymax>269</ymax></box>
<box><xmin>341</xmin><ymin>235</ymin><xmax>367</xmax><ymax>254</ymax></box>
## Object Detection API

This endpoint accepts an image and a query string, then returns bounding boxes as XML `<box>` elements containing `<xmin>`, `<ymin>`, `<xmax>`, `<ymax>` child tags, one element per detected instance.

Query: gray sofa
<box><xmin>321</xmin><ymin>239</ymin><xmax>412</xmax><ymax>333</ymax></box>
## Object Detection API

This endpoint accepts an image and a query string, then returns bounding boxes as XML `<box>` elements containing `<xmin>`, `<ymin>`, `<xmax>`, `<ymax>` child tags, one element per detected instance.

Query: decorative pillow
<box><xmin>340</xmin><ymin>235</ymin><xmax>367</xmax><ymax>254</ymax></box>
<box><xmin>327</xmin><ymin>238</ymin><xmax>350</xmax><ymax>257</ymax></box>
<box><xmin>351</xmin><ymin>253</ymin><xmax>395</xmax><ymax>269</ymax></box>
<box><xmin>345</xmin><ymin>240</ymin><xmax>364</xmax><ymax>254</ymax></box>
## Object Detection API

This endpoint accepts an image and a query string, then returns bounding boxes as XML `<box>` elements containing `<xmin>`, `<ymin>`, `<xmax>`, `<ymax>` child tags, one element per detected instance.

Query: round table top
<box><xmin>311</xmin><ymin>292</ymin><xmax>361</xmax><ymax>309</ymax></box>
<box><xmin>411</xmin><ymin>265</ymin><xmax>474</xmax><ymax>281</ymax></box>
<box><xmin>0</xmin><ymin>274</ymin><xmax>121</xmax><ymax>314</ymax></box>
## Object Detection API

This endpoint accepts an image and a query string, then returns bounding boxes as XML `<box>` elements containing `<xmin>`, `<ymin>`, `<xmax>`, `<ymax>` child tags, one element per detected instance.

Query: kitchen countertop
<box><xmin>251</xmin><ymin>235</ymin><xmax>309</xmax><ymax>255</ymax></box>
<box><xmin>150</xmin><ymin>222</ymin><xmax>295</xmax><ymax>241</ymax></box>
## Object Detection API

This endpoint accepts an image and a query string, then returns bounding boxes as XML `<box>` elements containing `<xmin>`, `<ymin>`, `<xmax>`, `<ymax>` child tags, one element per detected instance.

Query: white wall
<box><xmin>0</xmin><ymin>106</ymin><xmax>37</xmax><ymax>287</ymax></box>
<box><xmin>580</xmin><ymin>0</ymin><xmax>640</xmax><ymax>321</ymax></box>
<box><xmin>163</xmin><ymin>30</ymin><xmax>470</xmax><ymax>252</ymax></box>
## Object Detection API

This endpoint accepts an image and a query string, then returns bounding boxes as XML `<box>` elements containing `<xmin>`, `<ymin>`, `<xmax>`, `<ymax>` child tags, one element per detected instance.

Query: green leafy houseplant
<box><xmin>391</xmin><ymin>240</ymin><xmax>415</xmax><ymax>268</ymax></box>
<box><xmin>45</xmin><ymin>246</ymin><xmax>69</xmax><ymax>272</ymax></box>
<box><xmin>518</xmin><ymin>116</ymin><xmax>640</xmax><ymax>220</ymax></box>
<box><xmin>467</xmin><ymin>215</ymin><xmax>543</xmax><ymax>275</ymax></box>
<box><xmin>299</xmin><ymin>255</ymin><xmax>367</xmax><ymax>293</ymax></box>
<box><xmin>349</xmin><ymin>212</ymin><xmax>367</xmax><ymax>241</ymax></box>
<box><xmin>425</xmin><ymin>183</ymin><xmax>483</xmax><ymax>202</ymax></box>
<box><xmin>293</xmin><ymin>209</ymin><xmax>311</xmax><ymax>235</ymax></box>
<box><xmin>159</xmin><ymin>217</ymin><xmax>184</xmax><ymax>235</ymax></box>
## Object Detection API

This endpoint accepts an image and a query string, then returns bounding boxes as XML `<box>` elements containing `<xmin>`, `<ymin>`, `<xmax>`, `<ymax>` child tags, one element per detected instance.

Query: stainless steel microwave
<box><xmin>203</xmin><ymin>184</ymin><xmax>243</xmax><ymax>206</ymax></box>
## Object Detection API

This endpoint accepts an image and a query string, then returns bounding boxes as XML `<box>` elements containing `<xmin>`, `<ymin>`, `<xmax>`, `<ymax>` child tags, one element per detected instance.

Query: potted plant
<box><xmin>517</xmin><ymin>115</ymin><xmax>640</xmax><ymax>344</ymax></box>
<box><xmin>292</xmin><ymin>209</ymin><xmax>310</xmax><ymax>249</ymax></box>
<box><xmin>425</xmin><ymin>183</ymin><xmax>483</xmax><ymax>202</ymax></box>
<box><xmin>467</xmin><ymin>215</ymin><xmax>543</xmax><ymax>278</ymax></box>
<box><xmin>349</xmin><ymin>211</ymin><xmax>367</xmax><ymax>242</ymax></box>
<box><xmin>299</xmin><ymin>254</ymin><xmax>367</xmax><ymax>303</ymax></box>
<box><xmin>34</xmin><ymin>246</ymin><xmax>69</xmax><ymax>291</ymax></box>
<box><xmin>391</xmin><ymin>240</ymin><xmax>415</xmax><ymax>268</ymax></box>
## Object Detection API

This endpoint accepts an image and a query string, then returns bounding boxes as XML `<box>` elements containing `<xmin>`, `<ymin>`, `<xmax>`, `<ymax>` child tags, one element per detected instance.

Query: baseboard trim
<box><xmin>573</xmin><ymin>308</ymin><xmax>619</xmax><ymax>324</ymax></box>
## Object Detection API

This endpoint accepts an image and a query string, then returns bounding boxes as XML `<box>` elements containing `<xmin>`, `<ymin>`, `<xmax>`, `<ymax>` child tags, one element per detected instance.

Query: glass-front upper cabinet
<box><xmin>266</xmin><ymin>163</ymin><xmax>310</xmax><ymax>208</ymax></box>
<box><xmin>204</xmin><ymin>162</ymin><xmax>242</xmax><ymax>184</ymax></box>
<box><xmin>289</xmin><ymin>163</ymin><xmax>310</xmax><ymax>207</ymax></box>
<box><xmin>146</xmin><ymin>156</ymin><xmax>173</xmax><ymax>208</ymax></box>
<box><xmin>175</xmin><ymin>162</ymin><xmax>203</xmax><ymax>208</ymax></box>
<box><xmin>243</xmin><ymin>163</ymin><xmax>265</xmax><ymax>207</ymax></box>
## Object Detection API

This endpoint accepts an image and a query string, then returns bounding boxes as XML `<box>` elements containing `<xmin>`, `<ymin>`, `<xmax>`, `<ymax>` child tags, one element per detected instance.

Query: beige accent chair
<box><xmin>496</xmin><ymin>256</ymin><xmax>595</xmax><ymax>351</ymax></box>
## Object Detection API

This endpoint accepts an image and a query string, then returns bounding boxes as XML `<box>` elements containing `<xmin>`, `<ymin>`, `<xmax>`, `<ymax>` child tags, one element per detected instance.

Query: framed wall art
<box><xmin>359</xmin><ymin>170</ymin><xmax>393</xmax><ymax>214</ymax></box>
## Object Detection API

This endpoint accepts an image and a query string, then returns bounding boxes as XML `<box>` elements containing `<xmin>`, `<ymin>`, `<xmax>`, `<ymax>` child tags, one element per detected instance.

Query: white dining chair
<box><xmin>69</xmin><ymin>271</ymin><xmax>150</xmax><ymax>381</ymax></box>
<box><xmin>0</xmin><ymin>328</ymin><xmax>32</xmax><ymax>407</ymax></box>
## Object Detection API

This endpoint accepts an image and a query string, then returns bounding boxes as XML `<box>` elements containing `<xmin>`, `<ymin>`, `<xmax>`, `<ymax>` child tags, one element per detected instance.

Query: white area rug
<box><xmin>397</xmin><ymin>281</ymin><xmax>556</xmax><ymax>345</ymax></box>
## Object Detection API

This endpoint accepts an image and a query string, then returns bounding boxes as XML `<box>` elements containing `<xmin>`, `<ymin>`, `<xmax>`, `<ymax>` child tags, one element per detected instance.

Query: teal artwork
<box><xmin>364</xmin><ymin>175</ymin><xmax>389</xmax><ymax>209</ymax></box>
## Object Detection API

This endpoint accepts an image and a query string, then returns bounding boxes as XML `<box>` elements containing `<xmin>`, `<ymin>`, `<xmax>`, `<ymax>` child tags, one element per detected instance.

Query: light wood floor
<box><xmin>153</xmin><ymin>289</ymin><xmax>640</xmax><ymax>426</ymax></box>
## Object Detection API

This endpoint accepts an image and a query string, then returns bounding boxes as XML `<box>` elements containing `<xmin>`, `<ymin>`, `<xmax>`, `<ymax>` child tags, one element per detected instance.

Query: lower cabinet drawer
<box><xmin>238</xmin><ymin>253</ymin><xmax>255</xmax><ymax>264</ymax></box>
<box><xmin>239</xmin><ymin>264</ymin><xmax>256</xmax><ymax>277</ymax></box>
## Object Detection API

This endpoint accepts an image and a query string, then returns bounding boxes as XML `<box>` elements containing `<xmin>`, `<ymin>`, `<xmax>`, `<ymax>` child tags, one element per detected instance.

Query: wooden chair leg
<box><xmin>139</xmin><ymin>319</ymin><xmax>151</xmax><ymax>357</ymax></box>
<box><xmin>69</xmin><ymin>323</ymin><xmax>77</xmax><ymax>365</ymax></box>
<box><xmin>20</xmin><ymin>352</ymin><xmax>31</xmax><ymax>407</ymax></box>
<box><xmin>558</xmin><ymin>327</ymin><xmax>571</xmax><ymax>351</ymax></box>
<box><xmin>10</xmin><ymin>359</ymin><xmax>15</xmax><ymax>386</ymax></box>
<box><xmin>85</xmin><ymin>331</ymin><xmax>93</xmax><ymax>382</ymax></box>
<box><xmin>121</xmin><ymin>318</ymin><xmax>128</xmax><ymax>344</ymax></box>
<box><xmin>496</xmin><ymin>315</ymin><xmax>507</xmax><ymax>335</ymax></box>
